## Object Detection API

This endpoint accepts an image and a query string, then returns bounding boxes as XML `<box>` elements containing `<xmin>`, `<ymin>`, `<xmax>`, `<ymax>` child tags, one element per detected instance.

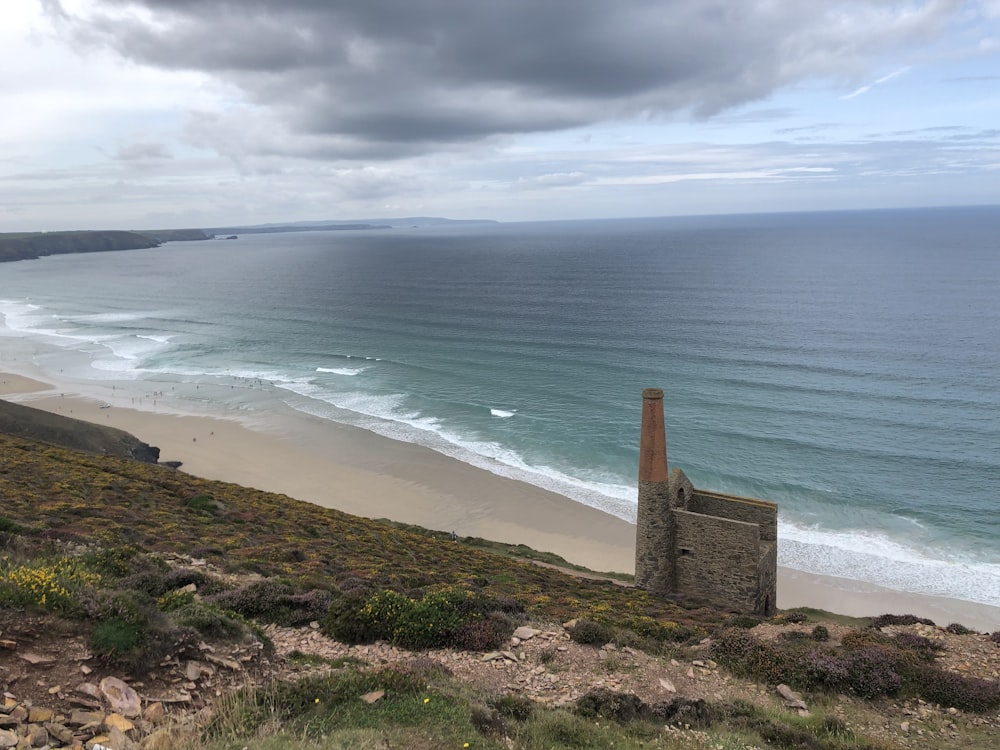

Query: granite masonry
<box><xmin>635</xmin><ymin>388</ymin><xmax>777</xmax><ymax>616</ymax></box>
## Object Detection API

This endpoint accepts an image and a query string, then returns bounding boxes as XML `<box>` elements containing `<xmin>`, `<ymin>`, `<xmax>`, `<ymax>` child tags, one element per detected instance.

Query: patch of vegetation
<box><xmin>711</xmin><ymin>627</ymin><xmax>1000</xmax><ymax>712</ymax></box>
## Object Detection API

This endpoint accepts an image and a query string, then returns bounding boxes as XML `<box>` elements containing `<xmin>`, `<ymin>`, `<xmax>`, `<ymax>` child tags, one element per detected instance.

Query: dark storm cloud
<box><xmin>48</xmin><ymin>0</ymin><xmax>961</xmax><ymax>160</ymax></box>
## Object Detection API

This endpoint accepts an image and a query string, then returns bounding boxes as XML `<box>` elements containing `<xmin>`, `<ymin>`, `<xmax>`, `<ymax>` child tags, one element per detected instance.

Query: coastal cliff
<box><xmin>0</xmin><ymin>228</ymin><xmax>211</xmax><ymax>262</ymax></box>
<box><xmin>0</xmin><ymin>398</ymin><xmax>160</xmax><ymax>462</ymax></box>
<box><xmin>0</xmin><ymin>230</ymin><xmax>159</xmax><ymax>262</ymax></box>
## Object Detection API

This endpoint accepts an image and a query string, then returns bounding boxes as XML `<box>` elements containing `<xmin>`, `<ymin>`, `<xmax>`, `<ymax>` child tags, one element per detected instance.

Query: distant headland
<box><xmin>0</xmin><ymin>217</ymin><xmax>499</xmax><ymax>263</ymax></box>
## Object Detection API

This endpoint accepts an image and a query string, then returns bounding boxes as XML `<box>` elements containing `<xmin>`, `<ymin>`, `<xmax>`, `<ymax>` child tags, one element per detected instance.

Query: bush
<box><xmin>392</xmin><ymin>587</ymin><xmax>471</xmax><ymax>649</ymax></box>
<box><xmin>917</xmin><ymin>666</ymin><xmax>1000</xmax><ymax>712</ymax></box>
<box><xmin>321</xmin><ymin>591</ymin><xmax>380</xmax><ymax>643</ymax></box>
<box><xmin>893</xmin><ymin>632</ymin><xmax>942</xmax><ymax>661</ymax></box>
<box><xmin>568</xmin><ymin>619</ymin><xmax>613</xmax><ymax>646</ymax></box>
<box><xmin>171</xmin><ymin>601</ymin><xmax>248</xmax><ymax>641</ymax></box>
<box><xmin>85</xmin><ymin>544</ymin><xmax>143</xmax><ymax>578</ymax></box>
<box><xmin>649</xmin><ymin>697</ymin><xmax>714</xmax><ymax>728</ymax></box>
<box><xmin>843</xmin><ymin>645</ymin><xmax>903</xmax><ymax>698</ymax></box>
<box><xmin>869</xmin><ymin>613</ymin><xmax>934</xmax><ymax>629</ymax></box>
<box><xmin>945</xmin><ymin>622</ymin><xmax>975</xmax><ymax>635</ymax></box>
<box><xmin>91</xmin><ymin>619</ymin><xmax>144</xmax><ymax>658</ymax></box>
<box><xmin>710</xmin><ymin>628</ymin><xmax>787</xmax><ymax>684</ymax></box>
<box><xmin>990</xmin><ymin>631</ymin><xmax>1000</xmax><ymax>644</ymax></box>
<box><xmin>453</xmin><ymin>612</ymin><xmax>515</xmax><ymax>651</ymax></box>
<box><xmin>575</xmin><ymin>688</ymin><xmax>646</xmax><ymax>723</ymax></box>
<box><xmin>811</xmin><ymin>625</ymin><xmax>830</xmax><ymax>642</ymax></box>
<box><xmin>209</xmin><ymin>578</ymin><xmax>293</xmax><ymax>621</ymax></box>
<box><xmin>489</xmin><ymin>693</ymin><xmax>534</xmax><ymax>723</ymax></box>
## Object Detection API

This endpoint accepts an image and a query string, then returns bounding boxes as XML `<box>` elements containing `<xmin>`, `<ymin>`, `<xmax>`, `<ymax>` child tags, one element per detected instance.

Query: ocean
<box><xmin>1</xmin><ymin>206</ymin><xmax>998</xmax><ymax>607</ymax></box>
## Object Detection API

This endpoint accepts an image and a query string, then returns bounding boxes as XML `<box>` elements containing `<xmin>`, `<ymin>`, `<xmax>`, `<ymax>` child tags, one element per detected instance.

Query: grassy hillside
<box><xmin>1</xmin><ymin>428</ymin><xmax>998</xmax><ymax>749</ymax></box>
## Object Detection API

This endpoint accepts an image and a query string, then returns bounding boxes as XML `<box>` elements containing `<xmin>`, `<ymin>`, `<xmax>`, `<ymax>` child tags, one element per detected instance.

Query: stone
<box><xmin>204</xmin><ymin>654</ymin><xmax>241</xmax><ymax>670</ymax></box>
<box><xmin>66</xmin><ymin>709</ymin><xmax>104</xmax><ymax>727</ymax></box>
<box><xmin>360</xmin><ymin>690</ymin><xmax>384</xmax><ymax>704</ymax></box>
<box><xmin>18</xmin><ymin>651</ymin><xmax>54</xmax><ymax>666</ymax></box>
<box><xmin>44</xmin><ymin>721</ymin><xmax>75</xmax><ymax>744</ymax></box>
<box><xmin>28</xmin><ymin>706</ymin><xmax>54</xmax><ymax>723</ymax></box>
<box><xmin>512</xmin><ymin>627</ymin><xmax>541</xmax><ymax>641</ymax></box>
<box><xmin>105</xmin><ymin>713</ymin><xmax>134</xmax><ymax>733</ymax></box>
<box><xmin>26</xmin><ymin>724</ymin><xmax>49</xmax><ymax>748</ymax></box>
<box><xmin>184</xmin><ymin>661</ymin><xmax>203</xmax><ymax>681</ymax></box>
<box><xmin>142</xmin><ymin>703</ymin><xmax>166</xmax><ymax>725</ymax></box>
<box><xmin>659</xmin><ymin>677</ymin><xmax>677</xmax><ymax>693</ymax></box>
<box><xmin>76</xmin><ymin>683</ymin><xmax>102</xmax><ymax>700</ymax></box>
<box><xmin>99</xmin><ymin>677</ymin><xmax>141</xmax><ymax>718</ymax></box>
<box><xmin>777</xmin><ymin>684</ymin><xmax>808</xmax><ymax>711</ymax></box>
<box><xmin>0</xmin><ymin>641</ymin><xmax>16</xmax><ymax>651</ymax></box>
<box><xmin>140</xmin><ymin>728</ymin><xmax>179</xmax><ymax>750</ymax></box>
<box><xmin>0</xmin><ymin>730</ymin><xmax>17</xmax><ymax>749</ymax></box>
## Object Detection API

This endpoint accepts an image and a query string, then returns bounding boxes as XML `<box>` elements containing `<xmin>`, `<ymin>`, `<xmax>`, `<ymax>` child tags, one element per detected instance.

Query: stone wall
<box><xmin>635</xmin><ymin>479</ymin><xmax>671</xmax><ymax>593</ymax></box>
<box><xmin>755</xmin><ymin>540</ymin><xmax>778</xmax><ymax>616</ymax></box>
<box><xmin>672</xmin><ymin>509</ymin><xmax>762</xmax><ymax>613</ymax></box>
<box><xmin>688</xmin><ymin>491</ymin><xmax>777</xmax><ymax>541</ymax></box>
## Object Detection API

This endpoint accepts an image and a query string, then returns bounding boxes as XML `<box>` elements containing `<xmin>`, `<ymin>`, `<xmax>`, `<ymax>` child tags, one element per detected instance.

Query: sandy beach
<box><xmin>3</xmin><ymin>370</ymin><xmax>998</xmax><ymax>632</ymax></box>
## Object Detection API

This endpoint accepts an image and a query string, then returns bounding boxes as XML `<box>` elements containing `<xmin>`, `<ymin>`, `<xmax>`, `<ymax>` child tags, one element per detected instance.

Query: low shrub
<box><xmin>893</xmin><ymin>632</ymin><xmax>942</xmax><ymax>660</ymax></box>
<box><xmin>157</xmin><ymin>588</ymin><xmax>196</xmax><ymax>612</ymax></box>
<box><xmin>470</xmin><ymin>704</ymin><xmax>507</xmax><ymax>738</ymax></box>
<box><xmin>322</xmin><ymin>585</ymin><xmax>521</xmax><ymax>650</ymax></box>
<box><xmin>575</xmin><ymin>688</ymin><xmax>646</xmax><ymax>723</ymax></box>
<box><xmin>171</xmin><ymin>601</ymin><xmax>248</xmax><ymax>641</ymax></box>
<box><xmin>649</xmin><ymin>697</ymin><xmax>714</xmax><ymax>728</ymax></box>
<box><xmin>489</xmin><ymin>693</ymin><xmax>534</xmax><ymax>723</ymax></box>
<box><xmin>811</xmin><ymin>625</ymin><xmax>830</xmax><ymax>642</ymax></box>
<box><xmin>990</xmin><ymin>631</ymin><xmax>1000</xmax><ymax>644</ymax></box>
<box><xmin>0</xmin><ymin>556</ymin><xmax>100</xmax><ymax>615</ymax></box>
<box><xmin>710</xmin><ymin>628</ymin><xmax>787</xmax><ymax>684</ymax></box>
<box><xmin>453</xmin><ymin>611</ymin><xmax>516</xmax><ymax>651</ymax></box>
<box><xmin>321</xmin><ymin>590</ymin><xmax>379</xmax><ymax>643</ymax></box>
<box><xmin>209</xmin><ymin>578</ymin><xmax>293</xmax><ymax>621</ymax></box>
<box><xmin>945</xmin><ymin>622</ymin><xmax>975</xmax><ymax>635</ymax></box>
<box><xmin>869</xmin><ymin>613</ymin><xmax>934</xmax><ymax>629</ymax></box>
<box><xmin>916</xmin><ymin>666</ymin><xmax>1000</xmax><ymax>712</ymax></box>
<box><xmin>568</xmin><ymin>619</ymin><xmax>613</xmax><ymax>646</ymax></box>
<box><xmin>843</xmin><ymin>645</ymin><xmax>903</xmax><ymax>698</ymax></box>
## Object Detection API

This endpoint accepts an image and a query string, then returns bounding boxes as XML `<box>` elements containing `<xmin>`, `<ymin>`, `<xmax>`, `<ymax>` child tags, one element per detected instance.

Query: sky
<box><xmin>2</xmin><ymin>0</ymin><xmax>999</xmax><ymax>231</ymax></box>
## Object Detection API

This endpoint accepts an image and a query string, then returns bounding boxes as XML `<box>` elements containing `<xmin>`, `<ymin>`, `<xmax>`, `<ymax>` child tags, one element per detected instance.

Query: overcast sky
<box><xmin>3</xmin><ymin>0</ymin><xmax>998</xmax><ymax>231</ymax></box>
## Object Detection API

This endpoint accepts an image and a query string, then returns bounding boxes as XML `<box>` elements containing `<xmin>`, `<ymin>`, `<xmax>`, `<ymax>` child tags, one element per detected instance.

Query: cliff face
<box><xmin>0</xmin><ymin>399</ymin><xmax>160</xmax><ymax>463</ymax></box>
<box><xmin>0</xmin><ymin>230</ymin><xmax>160</xmax><ymax>263</ymax></box>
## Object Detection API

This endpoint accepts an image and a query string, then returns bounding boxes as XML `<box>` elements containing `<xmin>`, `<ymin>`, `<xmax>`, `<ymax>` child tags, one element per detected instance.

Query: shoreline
<box><xmin>2</xmin><ymin>370</ymin><xmax>998</xmax><ymax>631</ymax></box>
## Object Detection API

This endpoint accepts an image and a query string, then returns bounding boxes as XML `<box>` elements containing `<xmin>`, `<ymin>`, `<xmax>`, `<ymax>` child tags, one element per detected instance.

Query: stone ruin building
<box><xmin>635</xmin><ymin>388</ymin><xmax>777</xmax><ymax>616</ymax></box>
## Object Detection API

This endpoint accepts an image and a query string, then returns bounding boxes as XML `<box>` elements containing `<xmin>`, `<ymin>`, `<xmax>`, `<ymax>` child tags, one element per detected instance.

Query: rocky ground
<box><xmin>4</xmin><ymin>603</ymin><xmax>996</xmax><ymax>749</ymax></box>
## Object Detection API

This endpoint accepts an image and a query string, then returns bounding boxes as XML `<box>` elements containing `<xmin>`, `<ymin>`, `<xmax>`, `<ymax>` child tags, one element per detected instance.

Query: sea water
<box><xmin>1</xmin><ymin>206</ymin><xmax>998</xmax><ymax>606</ymax></box>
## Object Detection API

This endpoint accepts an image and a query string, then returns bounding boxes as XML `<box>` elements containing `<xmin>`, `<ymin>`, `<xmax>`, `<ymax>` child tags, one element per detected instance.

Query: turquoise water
<box><xmin>1</xmin><ymin>207</ymin><xmax>998</xmax><ymax>605</ymax></box>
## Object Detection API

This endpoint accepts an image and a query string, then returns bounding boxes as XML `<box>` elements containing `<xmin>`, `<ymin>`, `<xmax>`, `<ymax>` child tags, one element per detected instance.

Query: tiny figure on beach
<box><xmin>451</xmin><ymin>531</ymin><xmax>457</xmax><ymax>541</ymax></box>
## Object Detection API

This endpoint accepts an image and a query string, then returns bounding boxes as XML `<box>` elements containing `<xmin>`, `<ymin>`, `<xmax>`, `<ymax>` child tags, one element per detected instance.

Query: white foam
<box><xmin>316</xmin><ymin>366</ymin><xmax>366</xmax><ymax>376</ymax></box>
<box><xmin>490</xmin><ymin>408</ymin><xmax>516</xmax><ymax>418</ymax></box>
<box><xmin>274</xmin><ymin>380</ymin><xmax>638</xmax><ymax>521</ymax></box>
<box><xmin>778</xmin><ymin>520</ymin><xmax>1000</xmax><ymax>607</ymax></box>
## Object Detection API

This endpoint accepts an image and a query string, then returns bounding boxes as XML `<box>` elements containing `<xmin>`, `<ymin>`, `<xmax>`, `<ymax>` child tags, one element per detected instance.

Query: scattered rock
<box><xmin>777</xmin><ymin>684</ymin><xmax>809</xmax><ymax>712</ymax></box>
<box><xmin>361</xmin><ymin>690</ymin><xmax>384</xmax><ymax>704</ymax></box>
<box><xmin>659</xmin><ymin>677</ymin><xmax>677</xmax><ymax>693</ymax></box>
<box><xmin>99</xmin><ymin>677</ymin><xmax>141</xmax><ymax>718</ymax></box>
<box><xmin>512</xmin><ymin>626</ymin><xmax>541</xmax><ymax>641</ymax></box>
